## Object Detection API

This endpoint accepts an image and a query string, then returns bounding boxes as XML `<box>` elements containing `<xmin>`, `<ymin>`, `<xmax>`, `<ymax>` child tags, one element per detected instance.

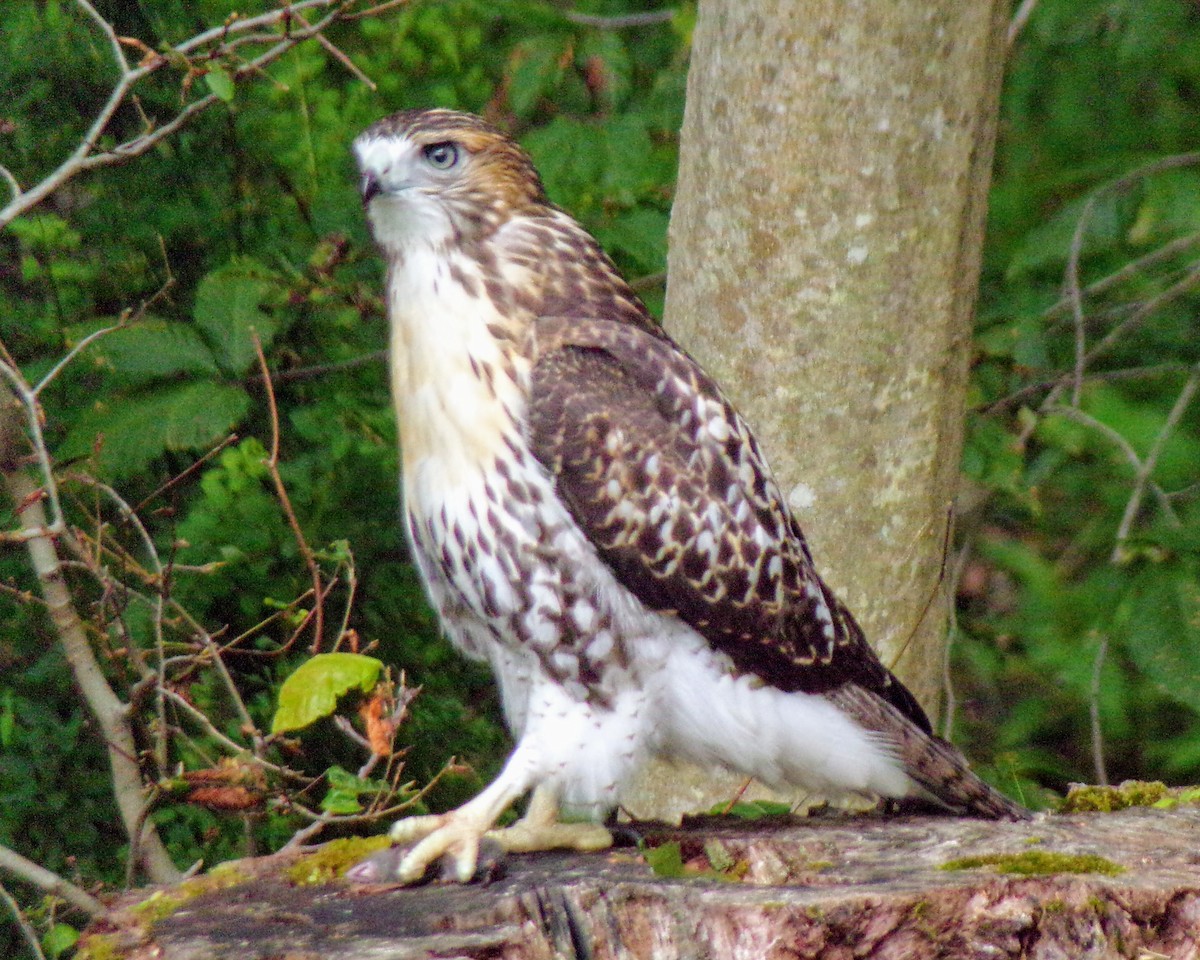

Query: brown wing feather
<box><xmin>528</xmin><ymin>316</ymin><xmax>932</xmax><ymax>734</ymax></box>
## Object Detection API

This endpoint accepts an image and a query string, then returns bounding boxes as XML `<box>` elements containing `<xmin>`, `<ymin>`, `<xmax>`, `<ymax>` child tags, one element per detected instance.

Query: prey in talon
<box><xmin>353</xmin><ymin>108</ymin><xmax>1027</xmax><ymax>885</ymax></box>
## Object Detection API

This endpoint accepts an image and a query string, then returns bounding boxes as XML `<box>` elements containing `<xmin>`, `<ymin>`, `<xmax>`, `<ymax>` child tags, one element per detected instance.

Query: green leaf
<box><xmin>206</xmin><ymin>66</ymin><xmax>235</xmax><ymax>102</ymax></box>
<box><xmin>320</xmin><ymin>765</ymin><xmax>390</xmax><ymax>814</ymax></box>
<box><xmin>707</xmin><ymin>799</ymin><xmax>793</xmax><ymax>821</ymax></box>
<box><xmin>65</xmin><ymin>319</ymin><xmax>219</xmax><ymax>383</ymax></box>
<box><xmin>42</xmin><ymin>923</ymin><xmax>79</xmax><ymax>960</ymax></box>
<box><xmin>507</xmin><ymin>36</ymin><xmax>565</xmax><ymax>118</ymax></box>
<box><xmin>271</xmin><ymin>653</ymin><xmax>384</xmax><ymax>734</ymax></box>
<box><xmin>194</xmin><ymin>261</ymin><xmax>283</xmax><ymax>374</ymax></box>
<box><xmin>644</xmin><ymin>840</ymin><xmax>685</xmax><ymax>878</ymax></box>
<box><xmin>57</xmin><ymin>381</ymin><xmax>250</xmax><ymax>479</ymax></box>
<box><xmin>1120</xmin><ymin>567</ymin><xmax>1200</xmax><ymax>714</ymax></box>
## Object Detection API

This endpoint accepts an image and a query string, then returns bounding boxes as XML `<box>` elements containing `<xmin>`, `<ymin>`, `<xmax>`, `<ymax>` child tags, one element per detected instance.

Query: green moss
<box><xmin>941</xmin><ymin>850</ymin><xmax>1124</xmax><ymax>876</ymax></box>
<box><xmin>285</xmin><ymin>835</ymin><xmax>392</xmax><ymax>886</ymax></box>
<box><xmin>1059</xmin><ymin>780</ymin><xmax>1170</xmax><ymax>812</ymax></box>
<box><xmin>74</xmin><ymin>933</ymin><xmax>119</xmax><ymax>960</ymax></box>
<box><xmin>129</xmin><ymin>862</ymin><xmax>252</xmax><ymax>924</ymax></box>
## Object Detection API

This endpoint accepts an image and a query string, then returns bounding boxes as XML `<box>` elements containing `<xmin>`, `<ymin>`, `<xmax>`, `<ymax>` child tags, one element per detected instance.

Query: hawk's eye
<box><xmin>423</xmin><ymin>142</ymin><xmax>460</xmax><ymax>170</ymax></box>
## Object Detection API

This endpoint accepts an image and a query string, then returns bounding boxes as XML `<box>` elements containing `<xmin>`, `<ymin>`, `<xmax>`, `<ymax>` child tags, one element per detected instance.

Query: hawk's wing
<box><xmin>528</xmin><ymin>316</ymin><xmax>931</xmax><ymax>734</ymax></box>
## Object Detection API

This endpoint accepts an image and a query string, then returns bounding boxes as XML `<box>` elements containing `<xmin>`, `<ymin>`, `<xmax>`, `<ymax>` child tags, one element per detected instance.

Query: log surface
<box><xmin>82</xmin><ymin>806</ymin><xmax>1200</xmax><ymax>959</ymax></box>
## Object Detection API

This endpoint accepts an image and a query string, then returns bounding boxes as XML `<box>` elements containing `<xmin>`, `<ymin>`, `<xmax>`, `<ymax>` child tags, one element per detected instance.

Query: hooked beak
<box><xmin>360</xmin><ymin>172</ymin><xmax>381</xmax><ymax>206</ymax></box>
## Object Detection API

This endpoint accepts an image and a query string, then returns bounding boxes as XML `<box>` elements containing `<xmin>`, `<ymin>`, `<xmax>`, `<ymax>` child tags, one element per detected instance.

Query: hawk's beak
<box><xmin>360</xmin><ymin>172</ymin><xmax>381</xmax><ymax>205</ymax></box>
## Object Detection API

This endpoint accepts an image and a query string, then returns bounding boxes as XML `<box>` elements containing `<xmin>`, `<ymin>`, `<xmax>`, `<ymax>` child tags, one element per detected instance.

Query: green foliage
<box><xmin>2</xmin><ymin>1</ymin><xmax>1200</xmax><ymax>954</ymax></box>
<box><xmin>958</xmin><ymin>0</ymin><xmax>1200</xmax><ymax>794</ymax></box>
<box><xmin>272</xmin><ymin>654</ymin><xmax>384</xmax><ymax>734</ymax></box>
<box><xmin>319</xmin><ymin>765</ymin><xmax>395</xmax><ymax>815</ymax></box>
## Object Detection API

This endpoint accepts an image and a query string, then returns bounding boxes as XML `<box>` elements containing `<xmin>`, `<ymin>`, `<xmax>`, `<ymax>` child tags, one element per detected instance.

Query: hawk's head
<box><xmin>354</xmin><ymin>109</ymin><xmax>548</xmax><ymax>253</ymax></box>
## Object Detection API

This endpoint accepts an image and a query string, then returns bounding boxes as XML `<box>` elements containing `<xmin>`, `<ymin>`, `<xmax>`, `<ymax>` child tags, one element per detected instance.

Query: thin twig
<box><xmin>980</xmin><ymin>363</ymin><xmax>1190</xmax><ymax>414</ymax></box>
<box><xmin>0</xmin><ymin>0</ymin><xmax>372</xmax><ymax>229</ymax></box>
<box><xmin>131</xmin><ymin>433</ymin><xmax>239</xmax><ymax>515</ymax></box>
<box><xmin>1042</xmin><ymin>229</ymin><xmax>1200</xmax><ymax>323</ymax></box>
<box><xmin>563</xmin><ymin>9</ymin><xmax>676</xmax><ymax>28</ymax></box>
<box><xmin>1044</xmin><ymin>404</ymin><xmax>1178</xmax><ymax>526</ymax></box>
<box><xmin>246</xmin><ymin>349</ymin><xmax>386</xmax><ymax>385</ymax></box>
<box><xmin>1007</xmin><ymin>0</ymin><xmax>1040</xmax><ymax>48</ymax></box>
<box><xmin>0</xmin><ymin>842</ymin><xmax>109</xmax><ymax>919</ymax></box>
<box><xmin>0</xmin><ymin>881</ymin><xmax>49</xmax><ymax>960</ymax></box>
<box><xmin>1111</xmin><ymin>364</ymin><xmax>1198</xmax><ymax>561</ymax></box>
<box><xmin>33</xmin><ymin>322</ymin><xmax>125</xmax><ymax>396</ymax></box>
<box><xmin>1089</xmin><ymin>635</ymin><xmax>1109</xmax><ymax>786</ymax></box>
<box><xmin>0</xmin><ymin>165</ymin><xmax>20</xmax><ymax>202</ymax></box>
<box><xmin>253</xmin><ymin>334</ymin><xmax>325</xmax><ymax>652</ymax></box>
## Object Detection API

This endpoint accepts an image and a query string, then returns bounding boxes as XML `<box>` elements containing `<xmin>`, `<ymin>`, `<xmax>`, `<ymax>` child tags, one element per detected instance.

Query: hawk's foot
<box><xmin>382</xmin><ymin>787</ymin><xmax>612</xmax><ymax>884</ymax></box>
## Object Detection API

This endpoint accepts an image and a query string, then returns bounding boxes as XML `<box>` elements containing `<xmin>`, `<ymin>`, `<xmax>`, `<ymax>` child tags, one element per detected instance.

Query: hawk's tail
<box><xmin>826</xmin><ymin>684</ymin><xmax>1030</xmax><ymax>821</ymax></box>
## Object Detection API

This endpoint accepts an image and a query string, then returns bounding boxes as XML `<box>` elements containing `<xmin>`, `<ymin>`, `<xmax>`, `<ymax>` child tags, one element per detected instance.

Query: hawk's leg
<box><xmin>389</xmin><ymin>751</ymin><xmax>612</xmax><ymax>883</ymax></box>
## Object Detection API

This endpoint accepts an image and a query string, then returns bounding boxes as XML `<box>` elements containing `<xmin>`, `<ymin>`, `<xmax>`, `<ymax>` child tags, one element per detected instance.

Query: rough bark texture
<box><xmin>626</xmin><ymin>0</ymin><xmax>1009</xmax><ymax>820</ymax></box>
<box><xmin>80</xmin><ymin>806</ymin><xmax>1200</xmax><ymax>959</ymax></box>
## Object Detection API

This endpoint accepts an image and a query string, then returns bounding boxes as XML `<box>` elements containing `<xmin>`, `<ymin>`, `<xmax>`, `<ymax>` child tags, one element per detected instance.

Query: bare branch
<box><xmin>0</xmin><ymin>0</ymin><xmax>378</xmax><ymax>230</ymax></box>
<box><xmin>1042</xmin><ymin>229</ymin><xmax>1200</xmax><ymax>323</ymax></box>
<box><xmin>1110</xmin><ymin>364</ymin><xmax>1198</xmax><ymax>561</ymax></box>
<box><xmin>1007</xmin><ymin>0</ymin><xmax>1039</xmax><ymax>48</ymax></box>
<box><xmin>0</xmin><ymin>880</ymin><xmax>48</xmax><ymax>960</ymax></box>
<box><xmin>1089</xmin><ymin>634</ymin><xmax>1109</xmax><ymax>787</ymax></box>
<box><xmin>253</xmin><ymin>335</ymin><xmax>325</xmax><ymax>652</ymax></box>
<box><xmin>1043</xmin><ymin>404</ymin><xmax>1178</xmax><ymax>528</ymax></box>
<box><xmin>74</xmin><ymin>0</ymin><xmax>131</xmax><ymax>76</ymax></box>
<box><xmin>0</xmin><ymin>165</ymin><xmax>20</xmax><ymax>203</ymax></box>
<box><xmin>563</xmin><ymin>9</ymin><xmax>676</xmax><ymax>28</ymax></box>
<box><xmin>0</xmin><ymin>843</ymin><xmax>109</xmax><ymax>919</ymax></box>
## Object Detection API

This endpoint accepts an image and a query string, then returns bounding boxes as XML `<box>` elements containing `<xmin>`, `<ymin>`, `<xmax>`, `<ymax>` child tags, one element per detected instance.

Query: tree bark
<box><xmin>79</xmin><ymin>806</ymin><xmax>1200</xmax><ymax>960</ymax></box>
<box><xmin>624</xmin><ymin>0</ymin><xmax>1008</xmax><ymax>819</ymax></box>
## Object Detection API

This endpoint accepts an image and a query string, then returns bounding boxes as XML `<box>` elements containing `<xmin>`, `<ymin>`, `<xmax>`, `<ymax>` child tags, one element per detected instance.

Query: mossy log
<box><xmin>79</xmin><ymin>805</ymin><xmax>1200</xmax><ymax>960</ymax></box>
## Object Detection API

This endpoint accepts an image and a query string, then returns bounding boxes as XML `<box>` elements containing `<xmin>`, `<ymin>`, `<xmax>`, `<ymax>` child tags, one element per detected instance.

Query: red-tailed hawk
<box><xmin>351</xmin><ymin>108</ymin><xmax>1026</xmax><ymax>884</ymax></box>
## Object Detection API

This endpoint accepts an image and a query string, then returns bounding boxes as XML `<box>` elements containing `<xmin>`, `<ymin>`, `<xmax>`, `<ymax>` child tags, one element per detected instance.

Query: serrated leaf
<box><xmin>194</xmin><ymin>261</ymin><xmax>283</xmax><ymax>373</ymax></box>
<box><xmin>65</xmin><ymin>319</ymin><xmax>219</xmax><ymax>383</ymax></box>
<box><xmin>206</xmin><ymin>66</ymin><xmax>235</xmax><ymax>102</ymax></box>
<box><xmin>56</xmin><ymin>382</ymin><xmax>250</xmax><ymax>479</ymax></box>
<box><xmin>271</xmin><ymin>653</ymin><xmax>384</xmax><ymax>734</ymax></box>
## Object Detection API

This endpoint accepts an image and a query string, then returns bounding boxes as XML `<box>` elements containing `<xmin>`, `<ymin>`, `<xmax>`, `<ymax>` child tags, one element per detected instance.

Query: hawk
<box><xmin>352</xmin><ymin>108</ymin><xmax>1027</xmax><ymax>883</ymax></box>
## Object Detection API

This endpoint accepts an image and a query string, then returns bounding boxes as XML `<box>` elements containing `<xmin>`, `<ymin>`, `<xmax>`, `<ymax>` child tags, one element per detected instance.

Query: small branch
<box><xmin>253</xmin><ymin>335</ymin><xmax>325</xmax><ymax>652</ymax></box>
<box><xmin>1043</xmin><ymin>404</ymin><xmax>1178</xmax><ymax>528</ymax></box>
<box><xmin>1110</xmin><ymin>364</ymin><xmax>1198</xmax><ymax>561</ymax></box>
<box><xmin>0</xmin><ymin>881</ymin><xmax>48</xmax><ymax>960</ymax></box>
<box><xmin>1042</xmin><ymin>229</ymin><xmax>1200</xmax><ymax>323</ymax></box>
<box><xmin>0</xmin><ymin>842</ymin><xmax>109</xmax><ymax>918</ymax></box>
<box><xmin>1007</xmin><ymin>0</ymin><xmax>1039</xmax><ymax>48</ymax></box>
<box><xmin>34</xmin><ymin>321</ymin><xmax>125</xmax><ymax>397</ymax></box>
<box><xmin>980</xmin><ymin>363</ymin><xmax>1190</xmax><ymax>415</ymax></box>
<box><xmin>0</xmin><ymin>383</ymin><xmax>179</xmax><ymax>884</ymax></box>
<box><xmin>0</xmin><ymin>0</ymin><xmax>374</xmax><ymax>230</ymax></box>
<box><xmin>1089</xmin><ymin>634</ymin><xmax>1109</xmax><ymax>787</ymax></box>
<box><xmin>563</xmin><ymin>9</ymin><xmax>676</xmax><ymax>28</ymax></box>
<box><xmin>245</xmin><ymin>349</ymin><xmax>386</xmax><ymax>386</ymax></box>
<box><xmin>0</xmin><ymin>164</ymin><xmax>20</xmax><ymax>203</ymax></box>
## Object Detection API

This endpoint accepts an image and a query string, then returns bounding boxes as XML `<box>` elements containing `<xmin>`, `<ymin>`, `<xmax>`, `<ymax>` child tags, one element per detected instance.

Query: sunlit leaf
<box><xmin>272</xmin><ymin>653</ymin><xmax>384</xmax><ymax>734</ymax></box>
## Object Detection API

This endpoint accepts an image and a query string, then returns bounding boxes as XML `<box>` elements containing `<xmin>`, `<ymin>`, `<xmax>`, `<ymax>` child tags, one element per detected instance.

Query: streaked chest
<box><xmin>386</xmin><ymin>243</ymin><xmax>531</xmax><ymax>517</ymax></box>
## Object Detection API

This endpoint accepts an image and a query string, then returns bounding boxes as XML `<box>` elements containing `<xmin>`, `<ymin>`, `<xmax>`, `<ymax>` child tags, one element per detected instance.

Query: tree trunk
<box><xmin>624</xmin><ymin>0</ymin><xmax>1008</xmax><ymax>820</ymax></box>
